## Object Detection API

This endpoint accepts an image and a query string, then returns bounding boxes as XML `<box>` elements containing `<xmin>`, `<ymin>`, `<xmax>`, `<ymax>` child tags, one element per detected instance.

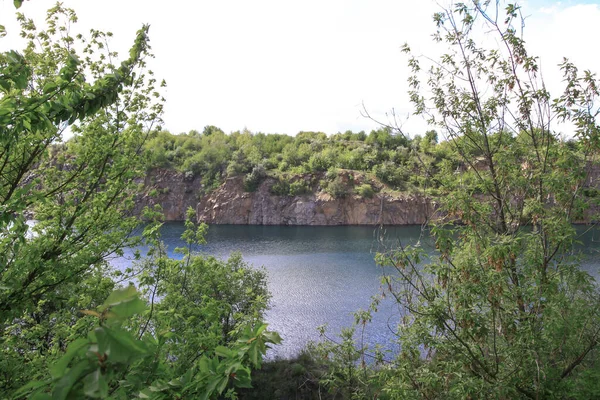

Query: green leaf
<box><xmin>232</xmin><ymin>368</ymin><xmax>252</xmax><ymax>388</ymax></box>
<box><xmin>14</xmin><ymin>69</ymin><xmax>28</xmax><ymax>89</ymax></box>
<box><xmin>224</xmin><ymin>362</ymin><xmax>243</xmax><ymax>375</ymax></box>
<box><xmin>94</xmin><ymin>327</ymin><xmax>109</xmax><ymax>356</ymax></box>
<box><xmin>254</xmin><ymin>324</ymin><xmax>267</xmax><ymax>336</ymax></box>
<box><xmin>204</xmin><ymin>375</ymin><xmax>226</xmax><ymax>397</ymax></box>
<box><xmin>83</xmin><ymin>368</ymin><xmax>109</xmax><ymax>398</ymax></box>
<box><xmin>217</xmin><ymin>375</ymin><xmax>229</xmax><ymax>394</ymax></box>
<box><xmin>43</xmin><ymin>81</ymin><xmax>58</xmax><ymax>94</ymax></box>
<box><xmin>52</xmin><ymin>360</ymin><xmax>90</xmax><ymax>400</ymax></box>
<box><xmin>0</xmin><ymin>78</ymin><xmax>10</xmax><ymax>92</ymax></box>
<box><xmin>104</xmin><ymin>327</ymin><xmax>148</xmax><ymax>359</ymax></box>
<box><xmin>50</xmin><ymin>338</ymin><xmax>89</xmax><ymax>379</ymax></box>
<box><xmin>263</xmin><ymin>330</ymin><xmax>282</xmax><ymax>344</ymax></box>
<box><xmin>102</xmin><ymin>286</ymin><xmax>138</xmax><ymax>308</ymax></box>
<box><xmin>248</xmin><ymin>344</ymin><xmax>259</xmax><ymax>367</ymax></box>
<box><xmin>110</xmin><ymin>296</ymin><xmax>146</xmax><ymax>319</ymax></box>
<box><xmin>214</xmin><ymin>346</ymin><xmax>234</xmax><ymax>359</ymax></box>
<box><xmin>13</xmin><ymin>0</ymin><xmax>23</xmax><ymax>9</ymax></box>
<box><xmin>13</xmin><ymin>379</ymin><xmax>51</xmax><ymax>398</ymax></box>
<box><xmin>198</xmin><ymin>356</ymin><xmax>210</xmax><ymax>373</ymax></box>
<box><xmin>30</xmin><ymin>394</ymin><xmax>52</xmax><ymax>400</ymax></box>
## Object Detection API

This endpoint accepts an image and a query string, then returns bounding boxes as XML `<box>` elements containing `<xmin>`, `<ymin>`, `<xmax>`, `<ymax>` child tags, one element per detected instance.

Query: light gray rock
<box><xmin>196</xmin><ymin>176</ymin><xmax>434</xmax><ymax>226</ymax></box>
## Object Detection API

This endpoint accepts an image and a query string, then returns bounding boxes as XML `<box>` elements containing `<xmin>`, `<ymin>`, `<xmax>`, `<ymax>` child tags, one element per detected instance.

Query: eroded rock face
<box><xmin>135</xmin><ymin>169</ymin><xmax>434</xmax><ymax>225</ymax></box>
<box><xmin>134</xmin><ymin>169</ymin><xmax>203</xmax><ymax>221</ymax></box>
<box><xmin>136</xmin><ymin>167</ymin><xmax>600</xmax><ymax>225</ymax></box>
<box><xmin>195</xmin><ymin>176</ymin><xmax>434</xmax><ymax>226</ymax></box>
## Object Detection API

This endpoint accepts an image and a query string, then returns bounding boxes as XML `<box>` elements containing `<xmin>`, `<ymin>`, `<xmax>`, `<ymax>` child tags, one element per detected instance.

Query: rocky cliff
<box><xmin>134</xmin><ymin>169</ymin><xmax>203</xmax><ymax>221</ymax></box>
<box><xmin>196</xmin><ymin>176</ymin><xmax>433</xmax><ymax>225</ymax></box>
<box><xmin>136</xmin><ymin>169</ymin><xmax>434</xmax><ymax>225</ymax></box>
<box><xmin>136</xmin><ymin>168</ymin><xmax>600</xmax><ymax>225</ymax></box>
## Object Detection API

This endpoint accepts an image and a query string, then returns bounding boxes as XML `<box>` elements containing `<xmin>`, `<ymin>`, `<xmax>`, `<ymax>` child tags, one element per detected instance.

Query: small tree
<box><xmin>377</xmin><ymin>1</ymin><xmax>600</xmax><ymax>398</ymax></box>
<box><xmin>0</xmin><ymin>4</ymin><xmax>163</xmax><ymax>394</ymax></box>
<box><xmin>244</xmin><ymin>163</ymin><xmax>267</xmax><ymax>192</ymax></box>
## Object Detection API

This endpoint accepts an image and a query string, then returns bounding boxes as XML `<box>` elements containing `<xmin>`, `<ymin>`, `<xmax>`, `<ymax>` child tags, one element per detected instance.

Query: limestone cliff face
<box><xmin>195</xmin><ymin>176</ymin><xmax>433</xmax><ymax>225</ymax></box>
<box><xmin>134</xmin><ymin>169</ymin><xmax>203</xmax><ymax>221</ymax></box>
<box><xmin>136</xmin><ymin>170</ymin><xmax>434</xmax><ymax>225</ymax></box>
<box><xmin>137</xmin><ymin>166</ymin><xmax>600</xmax><ymax>225</ymax></box>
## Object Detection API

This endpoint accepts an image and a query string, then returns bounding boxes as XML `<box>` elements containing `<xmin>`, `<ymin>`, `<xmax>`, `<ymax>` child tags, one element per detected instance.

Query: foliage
<box><xmin>307</xmin><ymin>151</ymin><xmax>333</xmax><ymax>172</ymax></box>
<box><xmin>270</xmin><ymin>176</ymin><xmax>291</xmax><ymax>196</ymax></box>
<box><xmin>269</xmin><ymin>175</ymin><xmax>315</xmax><ymax>197</ymax></box>
<box><xmin>373</xmin><ymin>161</ymin><xmax>409</xmax><ymax>190</ymax></box>
<box><xmin>137</xmin><ymin>207</ymin><xmax>272</xmax><ymax>376</ymax></box>
<box><xmin>6</xmin><ymin>1</ymin><xmax>600</xmax><ymax>399</ymax></box>
<box><xmin>0</xmin><ymin>4</ymin><xmax>280</xmax><ymax>399</ymax></box>
<box><xmin>324</xmin><ymin>173</ymin><xmax>350</xmax><ymax>199</ymax></box>
<box><xmin>1</xmin><ymin>268</ymin><xmax>116</xmax><ymax>395</ymax></box>
<box><xmin>355</xmin><ymin>183</ymin><xmax>374</xmax><ymax>199</ymax></box>
<box><xmin>17</xmin><ymin>286</ymin><xmax>280</xmax><ymax>400</ymax></box>
<box><xmin>283</xmin><ymin>2</ymin><xmax>600</xmax><ymax>399</ymax></box>
<box><xmin>142</xmin><ymin>126</ymin><xmax>435</xmax><ymax>194</ymax></box>
<box><xmin>15</xmin><ymin>207</ymin><xmax>279</xmax><ymax>399</ymax></box>
<box><xmin>295</xmin><ymin>306</ymin><xmax>396</xmax><ymax>400</ymax></box>
<box><xmin>289</xmin><ymin>179</ymin><xmax>311</xmax><ymax>196</ymax></box>
<box><xmin>307</xmin><ymin>328</ymin><xmax>371</xmax><ymax>399</ymax></box>
<box><xmin>237</xmin><ymin>352</ymin><xmax>329</xmax><ymax>400</ymax></box>
<box><xmin>370</xmin><ymin>1</ymin><xmax>600</xmax><ymax>398</ymax></box>
<box><xmin>0</xmin><ymin>4</ymin><xmax>163</xmax><ymax>395</ymax></box>
<box><xmin>243</xmin><ymin>164</ymin><xmax>267</xmax><ymax>192</ymax></box>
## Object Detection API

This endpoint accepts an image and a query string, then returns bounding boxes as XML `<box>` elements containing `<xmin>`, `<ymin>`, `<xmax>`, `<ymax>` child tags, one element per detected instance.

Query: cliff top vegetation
<box><xmin>142</xmin><ymin>125</ymin><xmax>586</xmax><ymax>198</ymax></box>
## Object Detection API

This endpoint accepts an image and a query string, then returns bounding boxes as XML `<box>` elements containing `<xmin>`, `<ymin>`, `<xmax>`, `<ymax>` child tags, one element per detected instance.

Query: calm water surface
<box><xmin>112</xmin><ymin>224</ymin><xmax>600</xmax><ymax>359</ymax></box>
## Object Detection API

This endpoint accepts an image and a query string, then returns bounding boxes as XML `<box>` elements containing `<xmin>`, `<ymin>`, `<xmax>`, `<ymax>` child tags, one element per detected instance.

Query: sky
<box><xmin>1</xmin><ymin>0</ymin><xmax>600</xmax><ymax>137</ymax></box>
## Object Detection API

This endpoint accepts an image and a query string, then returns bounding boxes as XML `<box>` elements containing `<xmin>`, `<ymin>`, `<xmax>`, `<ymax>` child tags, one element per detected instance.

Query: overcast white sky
<box><xmin>1</xmin><ymin>0</ymin><xmax>600</xmax><ymax>136</ymax></box>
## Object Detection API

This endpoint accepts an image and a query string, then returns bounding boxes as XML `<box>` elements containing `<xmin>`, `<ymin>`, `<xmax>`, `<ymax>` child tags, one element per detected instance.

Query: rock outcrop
<box><xmin>134</xmin><ymin>169</ymin><xmax>203</xmax><ymax>221</ymax></box>
<box><xmin>196</xmin><ymin>176</ymin><xmax>433</xmax><ymax>225</ymax></box>
<box><xmin>136</xmin><ymin>167</ymin><xmax>600</xmax><ymax>225</ymax></box>
<box><xmin>136</xmin><ymin>169</ymin><xmax>434</xmax><ymax>225</ymax></box>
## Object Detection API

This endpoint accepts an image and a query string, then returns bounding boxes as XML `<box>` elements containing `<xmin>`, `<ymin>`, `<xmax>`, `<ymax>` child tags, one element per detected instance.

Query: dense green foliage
<box><xmin>0</xmin><ymin>4</ymin><xmax>161</xmax><ymax>394</ymax></box>
<box><xmin>305</xmin><ymin>2</ymin><xmax>600</xmax><ymax>399</ymax></box>
<box><xmin>0</xmin><ymin>5</ymin><xmax>278</xmax><ymax>399</ymax></box>
<box><xmin>141</xmin><ymin>119</ymin><xmax>587</xmax><ymax>203</ymax></box>
<box><xmin>17</xmin><ymin>209</ymin><xmax>279</xmax><ymax>399</ymax></box>
<box><xmin>142</xmin><ymin>125</ymin><xmax>447</xmax><ymax>194</ymax></box>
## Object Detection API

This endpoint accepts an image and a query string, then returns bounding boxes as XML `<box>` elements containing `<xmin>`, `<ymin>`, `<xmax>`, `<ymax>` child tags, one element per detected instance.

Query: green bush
<box><xmin>326</xmin><ymin>175</ymin><xmax>348</xmax><ymax>198</ymax></box>
<box><xmin>243</xmin><ymin>164</ymin><xmax>267</xmax><ymax>192</ymax></box>
<box><xmin>270</xmin><ymin>177</ymin><xmax>291</xmax><ymax>196</ymax></box>
<box><xmin>325</xmin><ymin>168</ymin><xmax>338</xmax><ymax>181</ymax></box>
<box><xmin>270</xmin><ymin>177</ymin><xmax>312</xmax><ymax>196</ymax></box>
<box><xmin>289</xmin><ymin>180</ymin><xmax>311</xmax><ymax>196</ymax></box>
<box><xmin>356</xmin><ymin>183</ymin><xmax>374</xmax><ymax>198</ymax></box>
<box><xmin>226</xmin><ymin>150</ymin><xmax>250</xmax><ymax>176</ymax></box>
<box><xmin>307</xmin><ymin>152</ymin><xmax>332</xmax><ymax>172</ymax></box>
<box><xmin>238</xmin><ymin>351</ymin><xmax>331</xmax><ymax>400</ymax></box>
<box><xmin>373</xmin><ymin>161</ymin><xmax>408</xmax><ymax>189</ymax></box>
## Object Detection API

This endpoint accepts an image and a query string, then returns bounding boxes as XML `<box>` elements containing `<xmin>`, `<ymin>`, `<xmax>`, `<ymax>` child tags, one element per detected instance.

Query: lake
<box><xmin>111</xmin><ymin>223</ymin><xmax>600</xmax><ymax>359</ymax></box>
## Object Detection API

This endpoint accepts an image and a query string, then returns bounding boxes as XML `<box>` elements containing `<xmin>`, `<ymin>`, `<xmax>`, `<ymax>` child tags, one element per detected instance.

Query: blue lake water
<box><xmin>111</xmin><ymin>223</ymin><xmax>600</xmax><ymax>359</ymax></box>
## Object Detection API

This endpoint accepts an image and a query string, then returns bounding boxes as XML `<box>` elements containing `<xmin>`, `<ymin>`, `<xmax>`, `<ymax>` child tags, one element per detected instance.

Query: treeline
<box><xmin>143</xmin><ymin>126</ymin><xmax>586</xmax><ymax>198</ymax></box>
<box><xmin>143</xmin><ymin>126</ymin><xmax>445</xmax><ymax>192</ymax></box>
